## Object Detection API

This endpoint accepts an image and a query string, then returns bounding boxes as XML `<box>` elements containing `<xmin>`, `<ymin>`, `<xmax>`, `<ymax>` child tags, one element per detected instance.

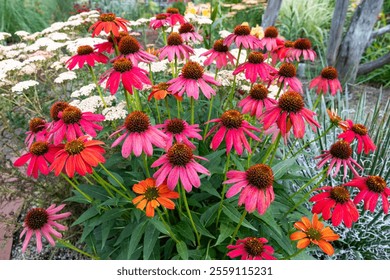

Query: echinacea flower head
<box><xmin>224</xmin><ymin>164</ymin><xmax>275</xmax><ymax>214</ymax></box>
<box><xmin>149</xmin><ymin>13</ymin><xmax>170</xmax><ymax>30</ymax></box>
<box><xmin>238</xmin><ymin>84</ymin><xmax>277</xmax><ymax>119</ymax></box>
<box><xmin>14</xmin><ymin>141</ymin><xmax>62</xmax><ymax>179</ymax></box>
<box><xmin>159</xmin><ymin>32</ymin><xmax>194</xmax><ymax>62</ymax></box>
<box><xmin>338</xmin><ymin>119</ymin><xmax>376</xmax><ymax>154</ymax></box>
<box><xmin>315</xmin><ymin>140</ymin><xmax>363</xmax><ymax>179</ymax></box>
<box><xmin>166</xmin><ymin>7</ymin><xmax>187</xmax><ymax>26</ymax></box>
<box><xmin>178</xmin><ymin>22</ymin><xmax>203</xmax><ymax>43</ymax></box>
<box><xmin>207</xmin><ymin>110</ymin><xmax>261</xmax><ymax>155</ymax></box>
<box><xmin>310</xmin><ymin>186</ymin><xmax>359</xmax><ymax>228</ymax></box>
<box><xmin>51</xmin><ymin>135</ymin><xmax>105</xmax><ymax>177</ymax></box>
<box><xmin>25</xmin><ymin>117</ymin><xmax>48</xmax><ymax>148</ymax></box>
<box><xmin>309</xmin><ymin>66</ymin><xmax>342</xmax><ymax>96</ymax></box>
<box><xmin>233</xmin><ymin>52</ymin><xmax>276</xmax><ymax>83</ymax></box>
<box><xmin>132</xmin><ymin>178</ymin><xmax>179</xmax><ymax>217</ymax></box>
<box><xmin>200</xmin><ymin>39</ymin><xmax>236</xmax><ymax>69</ymax></box>
<box><xmin>260</xmin><ymin>26</ymin><xmax>279</xmax><ymax>51</ymax></box>
<box><xmin>89</xmin><ymin>13</ymin><xmax>129</xmax><ymax>37</ymax></box>
<box><xmin>65</xmin><ymin>45</ymin><xmax>109</xmax><ymax>70</ymax></box>
<box><xmin>50</xmin><ymin>101</ymin><xmax>70</xmax><ymax>122</ymax></box>
<box><xmin>289</xmin><ymin>38</ymin><xmax>316</xmax><ymax>61</ymax></box>
<box><xmin>151</xmin><ymin>143</ymin><xmax>210</xmax><ymax>192</ymax></box>
<box><xmin>227</xmin><ymin>237</ymin><xmax>276</xmax><ymax>260</ymax></box>
<box><xmin>147</xmin><ymin>82</ymin><xmax>182</xmax><ymax>101</ymax></box>
<box><xmin>224</xmin><ymin>24</ymin><xmax>261</xmax><ymax>49</ymax></box>
<box><xmin>327</xmin><ymin>108</ymin><xmax>343</xmax><ymax>127</ymax></box>
<box><xmin>345</xmin><ymin>176</ymin><xmax>390</xmax><ymax>214</ymax></box>
<box><xmin>49</xmin><ymin>105</ymin><xmax>105</xmax><ymax>145</ymax></box>
<box><xmin>110</xmin><ymin>111</ymin><xmax>168</xmax><ymax>157</ymax></box>
<box><xmin>290</xmin><ymin>214</ymin><xmax>339</xmax><ymax>256</ymax></box>
<box><xmin>118</xmin><ymin>35</ymin><xmax>156</xmax><ymax>65</ymax></box>
<box><xmin>261</xmin><ymin>91</ymin><xmax>320</xmax><ymax>139</ymax></box>
<box><xmin>156</xmin><ymin>118</ymin><xmax>202</xmax><ymax>150</ymax></box>
<box><xmin>99</xmin><ymin>57</ymin><xmax>151</xmax><ymax>95</ymax></box>
<box><xmin>273</xmin><ymin>62</ymin><xmax>303</xmax><ymax>93</ymax></box>
<box><xmin>167</xmin><ymin>61</ymin><xmax>220</xmax><ymax>99</ymax></box>
<box><xmin>20</xmin><ymin>204</ymin><xmax>71</xmax><ymax>253</ymax></box>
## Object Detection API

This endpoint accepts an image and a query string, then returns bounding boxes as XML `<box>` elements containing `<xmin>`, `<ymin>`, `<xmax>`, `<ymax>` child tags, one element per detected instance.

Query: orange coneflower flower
<box><xmin>148</xmin><ymin>82</ymin><xmax>182</xmax><ymax>101</ymax></box>
<box><xmin>132</xmin><ymin>178</ymin><xmax>179</xmax><ymax>217</ymax></box>
<box><xmin>290</xmin><ymin>213</ymin><xmax>339</xmax><ymax>256</ymax></box>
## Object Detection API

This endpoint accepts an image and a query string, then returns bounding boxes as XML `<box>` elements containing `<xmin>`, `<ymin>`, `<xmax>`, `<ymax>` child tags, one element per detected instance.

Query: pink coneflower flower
<box><xmin>233</xmin><ymin>52</ymin><xmax>276</xmax><ymax>83</ymax></box>
<box><xmin>13</xmin><ymin>141</ymin><xmax>61</xmax><ymax>179</ymax></box>
<box><xmin>315</xmin><ymin>140</ymin><xmax>363</xmax><ymax>179</ymax></box>
<box><xmin>167</xmin><ymin>61</ymin><xmax>220</xmax><ymax>99</ymax></box>
<box><xmin>178</xmin><ymin>22</ymin><xmax>203</xmax><ymax>44</ymax></box>
<box><xmin>94</xmin><ymin>35</ymin><xmax>117</xmax><ymax>54</ymax></box>
<box><xmin>260</xmin><ymin>26</ymin><xmax>279</xmax><ymax>52</ymax></box>
<box><xmin>20</xmin><ymin>204</ymin><xmax>71</xmax><ymax>253</ymax></box>
<box><xmin>272</xmin><ymin>62</ymin><xmax>303</xmax><ymax>93</ymax></box>
<box><xmin>159</xmin><ymin>32</ymin><xmax>194</xmax><ymax>62</ymax></box>
<box><xmin>338</xmin><ymin>119</ymin><xmax>376</xmax><ymax>154</ymax></box>
<box><xmin>227</xmin><ymin>237</ymin><xmax>276</xmax><ymax>260</ymax></box>
<box><xmin>224</xmin><ymin>164</ymin><xmax>275</xmax><ymax>214</ymax></box>
<box><xmin>289</xmin><ymin>38</ymin><xmax>316</xmax><ymax>61</ymax></box>
<box><xmin>309</xmin><ymin>66</ymin><xmax>342</xmax><ymax>96</ymax></box>
<box><xmin>49</xmin><ymin>105</ymin><xmax>104</xmax><ymax>145</ymax></box>
<box><xmin>345</xmin><ymin>176</ymin><xmax>390</xmax><ymax>214</ymax></box>
<box><xmin>166</xmin><ymin>7</ymin><xmax>186</xmax><ymax>26</ymax></box>
<box><xmin>156</xmin><ymin>118</ymin><xmax>202</xmax><ymax>150</ymax></box>
<box><xmin>47</xmin><ymin>101</ymin><xmax>70</xmax><ymax>133</ymax></box>
<box><xmin>238</xmin><ymin>84</ymin><xmax>277</xmax><ymax>119</ymax></box>
<box><xmin>261</xmin><ymin>91</ymin><xmax>320</xmax><ymax>139</ymax></box>
<box><xmin>149</xmin><ymin>14</ymin><xmax>170</xmax><ymax>30</ymax></box>
<box><xmin>99</xmin><ymin>57</ymin><xmax>151</xmax><ymax>95</ymax></box>
<box><xmin>224</xmin><ymin>24</ymin><xmax>261</xmax><ymax>49</ymax></box>
<box><xmin>201</xmin><ymin>39</ymin><xmax>236</xmax><ymax>69</ymax></box>
<box><xmin>207</xmin><ymin>110</ymin><xmax>261</xmax><ymax>155</ymax></box>
<box><xmin>51</xmin><ymin>135</ymin><xmax>105</xmax><ymax>177</ymax></box>
<box><xmin>25</xmin><ymin>117</ymin><xmax>48</xmax><ymax>148</ymax></box>
<box><xmin>89</xmin><ymin>13</ymin><xmax>129</xmax><ymax>37</ymax></box>
<box><xmin>270</xmin><ymin>39</ymin><xmax>293</xmax><ymax>65</ymax></box>
<box><xmin>310</xmin><ymin>186</ymin><xmax>359</xmax><ymax>228</ymax></box>
<box><xmin>110</xmin><ymin>111</ymin><xmax>168</xmax><ymax>157</ymax></box>
<box><xmin>118</xmin><ymin>35</ymin><xmax>156</xmax><ymax>65</ymax></box>
<box><xmin>151</xmin><ymin>143</ymin><xmax>210</xmax><ymax>192</ymax></box>
<box><xmin>65</xmin><ymin>45</ymin><xmax>109</xmax><ymax>70</ymax></box>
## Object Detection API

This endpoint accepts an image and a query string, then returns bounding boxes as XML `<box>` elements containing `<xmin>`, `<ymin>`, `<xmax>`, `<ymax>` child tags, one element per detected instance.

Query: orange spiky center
<box><xmin>29</xmin><ymin>141</ymin><xmax>49</xmax><ymax>156</ymax></box>
<box><xmin>264</xmin><ymin>26</ymin><xmax>278</xmax><ymax>38</ymax></box>
<box><xmin>77</xmin><ymin>45</ymin><xmax>94</xmax><ymax>55</ymax></box>
<box><xmin>113</xmin><ymin>57</ymin><xmax>133</xmax><ymax>72</ymax></box>
<box><xmin>329</xmin><ymin>140</ymin><xmax>352</xmax><ymax>159</ymax></box>
<box><xmin>234</xmin><ymin>25</ymin><xmax>251</xmax><ymax>36</ymax></box>
<box><xmin>50</xmin><ymin>101</ymin><xmax>69</xmax><ymax>121</ymax></box>
<box><xmin>366</xmin><ymin>176</ymin><xmax>387</xmax><ymax>193</ymax></box>
<box><xmin>321</xmin><ymin>66</ymin><xmax>338</xmax><ymax>80</ymax></box>
<box><xmin>246</xmin><ymin>164</ymin><xmax>274</xmax><ymax>190</ymax></box>
<box><xmin>29</xmin><ymin>118</ymin><xmax>46</xmax><ymax>133</ymax></box>
<box><xmin>65</xmin><ymin>139</ymin><xmax>86</xmax><ymax>155</ymax></box>
<box><xmin>118</xmin><ymin>36</ymin><xmax>140</xmax><ymax>54</ymax></box>
<box><xmin>278</xmin><ymin>91</ymin><xmax>304</xmax><ymax>113</ymax></box>
<box><xmin>248</xmin><ymin>52</ymin><xmax>265</xmax><ymax>64</ymax></box>
<box><xmin>167</xmin><ymin>143</ymin><xmax>193</xmax><ymax>166</ymax></box>
<box><xmin>220</xmin><ymin>110</ymin><xmax>243</xmax><ymax>129</ymax></box>
<box><xmin>181</xmin><ymin>61</ymin><xmax>204</xmax><ymax>79</ymax></box>
<box><xmin>62</xmin><ymin>106</ymin><xmax>82</xmax><ymax>124</ymax></box>
<box><xmin>278</xmin><ymin>62</ymin><xmax>296</xmax><ymax>77</ymax></box>
<box><xmin>25</xmin><ymin>208</ymin><xmax>48</xmax><ymax>230</ymax></box>
<box><xmin>213</xmin><ymin>39</ymin><xmax>228</xmax><ymax>52</ymax></box>
<box><xmin>179</xmin><ymin>22</ymin><xmax>195</xmax><ymax>34</ymax></box>
<box><xmin>124</xmin><ymin>111</ymin><xmax>150</xmax><ymax>133</ymax></box>
<box><xmin>167</xmin><ymin>32</ymin><xmax>183</xmax><ymax>46</ymax></box>
<box><xmin>99</xmin><ymin>13</ymin><xmax>116</xmax><ymax>22</ymax></box>
<box><xmin>330</xmin><ymin>186</ymin><xmax>350</xmax><ymax>204</ymax></box>
<box><xmin>249</xmin><ymin>84</ymin><xmax>269</xmax><ymax>100</ymax></box>
<box><xmin>293</xmin><ymin>38</ymin><xmax>312</xmax><ymax>50</ymax></box>
<box><xmin>351</xmin><ymin>124</ymin><xmax>367</xmax><ymax>136</ymax></box>
<box><xmin>166</xmin><ymin>7</ymin><xmax>180</xmax><ymax>14</ymax></box>
<box><xmin>244</xmin><ymin>238</ymin><xmax>264</xmax><ymax>256</ymax></box>
<box><xmin>166</xmin><ymin>119</ymin><xmax>185</xmax><ymax>134</ymax></box>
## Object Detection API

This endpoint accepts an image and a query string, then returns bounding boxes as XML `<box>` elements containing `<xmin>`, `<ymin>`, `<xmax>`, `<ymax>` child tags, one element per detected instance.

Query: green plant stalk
<box><xmin>275</xmin><ymin>82</ymin><xmax>284</xmax><ymax>99</ymax></box>
<box><xmin>174</xmin><ymin>56</ymin><xmax>178</xmax><ymax>78</ymax></box>
<box><xmin>165</xmin><ymin>98</ymin><xmax>171</xmax><ymax>119</ymax></box>
<box><xmin>312</xmin><ymin>93</ymin><xmax>322</xmax><ymax>110</ymax></box>
<box><xmin>98</xmin><ymin>163</ymin><xmax>127</xmax><ymax>192</ymax></box>
<box><xmin>261</xmin><ymin>133</ymin><xmax>281</xmax><ymax>163</ymax></box>
<box><xmin>190</xmin><ymin>97</ymin><xmax>195</xmax><ymax>124</ymax></box>
<box><xmin>124</xmin><ymin>89</ymin><xmax>132</xmax><ymax>112</ymax></box>
<box><xmin>90</xmin><ymin>172</ymin><xmax>114</xmax><ymax>197</ymax></box>
<box><xmin>142</xmin><ymin>153</ymin><xmax>151</xmax><ymax>177</ymax></box>
<box><xmin>60</xmin><ymin>173</ymin><xmax>92</xmax><ymax>202</ymax></box>
<box><xmin>88</xmin><ymin>65</ymin><xmax>107</xmax><ymax>107</ymax></box>
<box><xmin>133</xmin><ymin>87</ymin><xmax>143</xmax><ymax>111</ymax></box>
<box><xmin>290</xmin><ymin>169</ymin><xmax>327</xmax><ymax>200</ymax></box>
<box><xmin>157</xmin><ymin>209</ymin><xmax>180</xmax><ymax>244</ymax></box>
<box><xmin>215</xmin><ymin>152</ymin><xmax>231</xmax><ymax>227</ymax></box>
<box><xmin>154</xmin><ymin>98</ymin><xmax>162</xmax><ymax>123</ymax></box>
<box><xmin>162</xmin><ymin>26</ymin><xmax>167</xmax><ymax>45</ymax></box>
<box><xmin>229</xmin><ymin>210</ymin><xmax>247</xmax><ymax>245</ymax></box>
<box><xmin>203</xmin><ymin>68</ymin><xmax>219</xmax><ymax>138</ymax></box>
<box><xmin>93</xmin><ymin>170</ymin><xmax>132</xmax><ymax>201</ymax></box>
<box><xmin>148</xmin><ymin>62</ymin><xmax>154</xmax><ymax>85</ymax></box>
<box><xmin>268</xmin><ymin>133</ymin><xmax>281</xmax><ymax>165</ymax></box>
<box><xmin>226</xmin><ymin>45</ymin><xmax>242</xmax><ymax>106</ymax></box>
<box><xmin>110</xmin><ymin>31</ymin><xmax>120</xmax><ymax>56</ymax></box>
<box><xmin>180</xmin><ymin>184</ymin><xmax>201</xmax><ymax>247</ymax></box>
<box><xmin>56</xmin><ymin>239</ymin><xmax>99</xmax><ymax>260</ymax></box>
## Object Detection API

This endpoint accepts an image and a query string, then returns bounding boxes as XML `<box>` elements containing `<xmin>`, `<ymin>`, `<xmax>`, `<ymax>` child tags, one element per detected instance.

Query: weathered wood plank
<box><xmin>262</xmin><ymin>0</ymin><xmax>283</xmax><ymax>28</ymax></box>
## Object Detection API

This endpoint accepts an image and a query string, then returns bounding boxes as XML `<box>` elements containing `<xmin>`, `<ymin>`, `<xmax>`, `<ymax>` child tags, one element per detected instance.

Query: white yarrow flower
<box><xmin>71</xmin><ymin>84</ymin><xmax>96</xmax><ymax>98</ymax></box>
<box><xmin>0</xmin><ymin>32</ymin><xmax>11</xmax><ymax>41</ymax></box>
<box><xmin>54</xmin><ymin>71</ymin><xmax>77</xmax><ymax>83</ymax></box>
<box><xmin>11</xmin><ymin>80</ymin><xmax>39</xmax><ymax>93</ymax></box>
<box><xmin>102</xmin><ymin>101</ymin><xmax>128</xmax><ymax>121</ymax></box>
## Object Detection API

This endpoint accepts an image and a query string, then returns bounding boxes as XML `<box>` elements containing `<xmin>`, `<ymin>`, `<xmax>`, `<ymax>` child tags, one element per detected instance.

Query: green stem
<box><xmin>56</xmin><ymin>239</ymin><xmax>99</xmax><ymax>260</ymax></box>
<box><xmin>268</xmin><ymin>133</ymin><xmax>281</xmax><ymax>165</ymax></box>
<box><xmin>176</xmin><ymin>99</ymin><xmax>181</xmax><ymax>118</ymax></box>
<box><xmin>148</xmin><ymin>63</ymin><xmax>154</xmax><ymax>85</ymax></box>
<box><xmin>312</xmin><ymin>93</ymin><xmax>322</xmax><ymax>110</ymax></box>
<box><xmin>181</xmin><ymin>184</ymin><xmax>201</xmax><ymax>247</ymax></box>
<box><xmin>93</xmin><ymin>170</ymin><xmax>132</xmax><ymax>201</ymax></box>
<box><xmin>124</xmin><ymin>89</ymin><xmax>132</xmax><ymax>112</ymax></box>
<box><xmin>227</xmin><ymin>45</ymin><xmax>242</xmax><ymax>106</ymax></box>
<box><xmin>142</xmin><ymin>153</ymin><xmax>151</xmax><ymax>177</ymax></box>
<box><xmin>203</xmin><ymin>95</ymin><xmax>215</xmax><ymax>139</ymax></box>
<box><xmin>275</xmin><ymin>82</ymin><xmax>284</xmax><ymax>99</ymax></box>
<box><xmin>60</xmin><ymin>173</ymin><xmax>92</xmax><ymax>202</ymax></box>
<box><xmin>290</xmin><ymin>169</ymin><xmax>328</xmax><ymax>200</ymax></box>
<box><xmin>282</xmin><ymin>248</ymin><xmax>305</xmax><ymax>260</ymax></box>
<box><xmin>91</xmin><ymin>172</ymin><xmax>114</xmax><ymax>197</ymax></box>
<box><xmin>190</xmin><ymin>97</ymin><xmax>195</xmax><ymax>125</ymax></box>
<box><xmin>229</xmin><ymin>210</ymin><xmax>247</xmax><ymax>244</ymax></box>
<box><xmin>165</xmin><ymin>98</ymin><xmax>171</xmax><ymax>119</ymax></box>
<box><xmin>98</xmin><ymin>163</ymin><xmax>127</xmax><ymax>192</ymax></box>
<box><xmin>134</xmin><ymin>87</ymin><xmax>142</xmax><ymax>111</ymax></box>
<box><xmin>110</xmin><ymin>31</ymin><xmax>120</xmax><ymax>56</ymax></box>
<box><xmin>162</xmin><ymin>26</ymin><xmax>167</xmax><ymax>45</ymax></box>
<box><xmin>215</xmin><ymin>153</ymin><xmax>231</xmax><ymax>227</ymax></box>
<box><xmin>88</xmin><ymin>65</ymin><xmax>107</xmax><ymax>107</ymax></box>
<box><xmin>157</xmin><ymin>210</ymin><xmax>180</xmax><ymax>243</ymax></box>
<box><xmin>174</xmin><ymin>56</ymin><xmax>178</xmax><ymax>78</ymax></box>
<box><xmin>154</xmin><ymin>98</ymin><xmax>162</xmax><ymax>123</ymax></box>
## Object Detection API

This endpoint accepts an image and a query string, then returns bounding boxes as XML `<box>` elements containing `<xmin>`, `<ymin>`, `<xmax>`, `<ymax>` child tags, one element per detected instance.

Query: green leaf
<box><xmin>253</xmin><ymin>211</ymin><xmax>282</xmax><ymax>236</ymax></box>
<box><xmin>201</xmin><ymin>179</ymin><xmax>221</xmax><ymax>198</ymax></box>
<box><xmin>272</xmin><ymin>157</ymin><xmax>299</xmax><ymax>180</ymax></box>
<box><xmin>215</xmin><ymin>223</ymin><xmax>234</xmax><ymax>245</ymax></box>
<box><xmin>101</xmin><ymin>220</ymin><xmax>115</xmax><ymax>250</ymax></box>
<box><xmin>128</xmin><ymin>220</ymin><xmax>148</xmax><ymax>259</ymax></box>
<box><xmin>143</xmin><ymin>222</ymin><xmax>160</xmax><ymax>260</ymax></box>
<box><xmin>99</xmin><ymin>208</ymin><xmax>127</xmax><ymax>224</ymax></box>
<box><xmin>72</xmin><ymin>207</ymin><xmax>99</xmax><ymax>226</ymax></box>
<box><xmin>200</xmin><ymin>203</ymin><xmax>219</xmax><ymax>226</ymax></box>
<box><xmin>230</xmin><ymin>153</ymin><xmax>245</xmax><ymax>171</ymax></box>
<box><xmin>176</xmin><ymin>241</ymin><xmax>189</xmax><ymax>260</ymax></box>
<box><xmin>222</xmin><ymin>204</ymin><xmax>257</xmax><ymax>231</ymax></box>
<box><xmin>174</xmin><ymin>221</ymin><xmax>195</xmax><ymax>243</ymax></box>
<box><xmin>149</xmin><ymin>218</ymin><xmax>169</xmax><ymax>235</ymax></box>
<box><xmin>77</xmin><ymin>184</ymin><xmax>111</xmax><ymax>200</ymax></box>
<box><xmin>114</xmin><ymin>223</ymin><xmax>135</xmax><ymax>246</ymax></box>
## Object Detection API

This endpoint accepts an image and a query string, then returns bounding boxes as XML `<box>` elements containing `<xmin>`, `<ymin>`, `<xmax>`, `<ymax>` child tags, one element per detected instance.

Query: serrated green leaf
<box><xmin>176</xmin><ymin>241</ymin><xmax>189</xmax><ymax>260</ymax></box>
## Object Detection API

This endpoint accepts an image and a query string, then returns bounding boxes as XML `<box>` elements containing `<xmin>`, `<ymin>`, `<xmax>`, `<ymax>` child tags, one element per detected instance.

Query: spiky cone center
<box><xmin>249</xmin><ymin>84</ymin><xmax>269</xmax><ymax>100</ymax></box>
<box><xmin>220</xmin><ymin>110</ymin><xmax>243</xmax><ymax>129</ymax></box>
<box><xmin>244</xmin><ymin>238</ymin><xmax>264</xmax><ymax>256</ymax></box>
<box><xmin>278</xmin><ymin>62</ymin><xmax>296</xmax><ymax>77</ymax></box>
<box><xmin>98</xmin><ymin>13</ymin><xmax>116</xmax><ymax>22</ymax></box>
<box><xmin>284</xmin><ymin>40</ymin><xmax>294</xmax><ymax>48</ymax></box>
<box><xmin>29</xmin><ymin>117</ymin><xmax>45</xmax><ymax>133</ymax></box>
<box><xmin>50</xmin><ymin>101</ymin><xmax>69</xmax><ymax>121</ymax></box>
<box><xmin>264</xmin><ymin>26</ymin><xmax>278</xmax><ymax>38</ymax></box>
<box><xmin>278</xmin><ymin>91</ymin><xmax>304</xmax><ymax>113</ymax></box>
<box><xmin>29</xmin><ymin>141</ymin><xmax>49</xmax><ymax>156</ymax></box>
<box><xmin>293</xmin><ymin>38</ymin><xmax>312</xmax><ymax>50</ymax></box>
<box><xmin>351</xmin><ymin>124</ymin><xmax>367</xmax><ymax>136</ymax></box>
<box><xmin>155</xmin><ymin>82</ymin><xmax>170</xmax><ymax>91</ymax></box>
<box><xmin>213</xmin><ymin>39</ymin><xmax>228</xmax><ymax>52</ymax></box>
<box><xmin>182</xmin><ymin>61</ymin><xmax>204</xmax><ymax>80</ymax></box>
<box><xmin>366</xmin><ymin>176</ymin><xmax>387</xmax><ymax>193</ymax></box>
<box><xmin>329</xmin><ymin>140</ymin><xmax>352</xmax><ymax>159</ymax></box>
<box><xmin>166</xmin><ymin>7</ymin><xmax>180</xmax><ymax>14</ymax></box>
<box><xmin>246</xmin><ymin>164</ymin><xmax>274</xmax><ymax>190</ymax></box>
<box><xmin>77</xmin><ymin>45</ymin><xmax>94</xmax><ymax>55</ymax></box>
<box><xmin>25</xmin><ymin>208</ymin><xmax>48</xmax><ymax>230</ymax></box>
<box><xmin>330</xmin><ymin>186</ymin><xmax>350</xmax><ymax>204</ymax></box>
<box><xmin>306</xmin><ymin>228</ymin><xmax>322</xmax><ymax>241</ymax></box>
<box><xmin>234</xmin><ymin>25</ymin><xmax>251</xmax><ymax>36</ymax></box>
<box><xmin>62</xmin><ymin>106</ymin><xmax>82</xmax><ymax>124</ymax></box>
<box><xmin>248</xmin><ymin>52</ymin><xmax>265</xmax><ymax>64</ymax></box>
<box><xmin>167</xmin><ymin>32</ymin><xmax>183</xmax><ymax>46</ymax></box>
<box><xmin>113</xmin><ymin>57</ymin><xmax>133</xmax><ymax>72</ymax></box>
<box><xmin>167</xmin><ymin>143</ymin><xmax>193</xmax><ymax>166</ymax></box>
<box><xmin>156</xmin><ymin>13</ymin><xmax>167</xmax><ymax>20</ymax></box>
<box><xmin>179</xmin><ymin>22</ymin><xmax>195</xmax><ymax>34</ymax></box>
<box><xmin>321</xmin><ymin>66</ymin><xmax>338</xmax><ymax>80</ymax></box>
<box><xmin>144</xmin><ymin>186</ymin><xmax>159</xmax><ymax>201</ymax></box>
<box><xmin>166</xmin><ymin>118</ymin><xmax>185</xmax><ymax>134</ymax></box>
<box><xmin>65</xmin><ymin>139</ymin><xmax>86</xmax><ymax>155</ymax></box>
<box><xmin>119</xmin><ymin>36</ymin><xmax>140</xmax><ymax>54</ymax></box>
<box><xmin>124</xmin><ymin>111</ymin><xmax>150</xmax><ymax>133</ymax></box>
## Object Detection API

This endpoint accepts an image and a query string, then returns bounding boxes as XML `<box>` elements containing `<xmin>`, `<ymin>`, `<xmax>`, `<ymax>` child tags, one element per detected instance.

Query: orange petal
<box><xmin>133</xmin><ymin>182</ymin><xmax>147</xmax><ymax>194</ymax></box>
<box><xmin>320</xmin><ymin>227</ymin><xmax>339</xmax><ymax>241</ymax></box>
<box><xmin>132</xmin><ymin>195</ymin><xmax>145</xmax><ymax>205</ymax></box>
<box><xmin>157</xmin><ymin>197</ymin><xmax>175</xmax><ymax>209</ymax></box>
<box><xmin>312</xmin><ymin>213</ymin><xmax>324</xmax><ymax>230</ymax></box>
<box><xmin>136</xmin><ymin>199</ymin><xmax>147</xmax><ymax>210</ymax></box>
<box><xmin>145</xmin><ymin>202</ymin><xmax>155</xmax><ymax>217</ymax></box>
<box><xmin>301</xmin><ymin>216</ymin><xmax>312</xmax><ymax>229</ymax></box>
<box><xmin>150</xmin><ymin>199</ymin><xmax>160</xmax><ymax>208</ymax></box>
<box><xmin>143</xmin><ymin>178</ymin><xmax>156</xmax><ymax>187</ymax></box>
<box><xmin>317</xmin><ymin>240</ymin><xmax>334</xmax><ymax>256</ymax></box>
<box><xmin>294</xmin><ymin>221</ymin><xmax>308</xmax><ymax>231</ymax></box>
<box><xmin>296</xmin><ymin>238</ymin><xmax>310</xmax><ymax>249</ymax></box>
<box><xmin>290</xmin><ymin>231</ymin><xmax>307</xmax><ymax>241</ymax></box>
